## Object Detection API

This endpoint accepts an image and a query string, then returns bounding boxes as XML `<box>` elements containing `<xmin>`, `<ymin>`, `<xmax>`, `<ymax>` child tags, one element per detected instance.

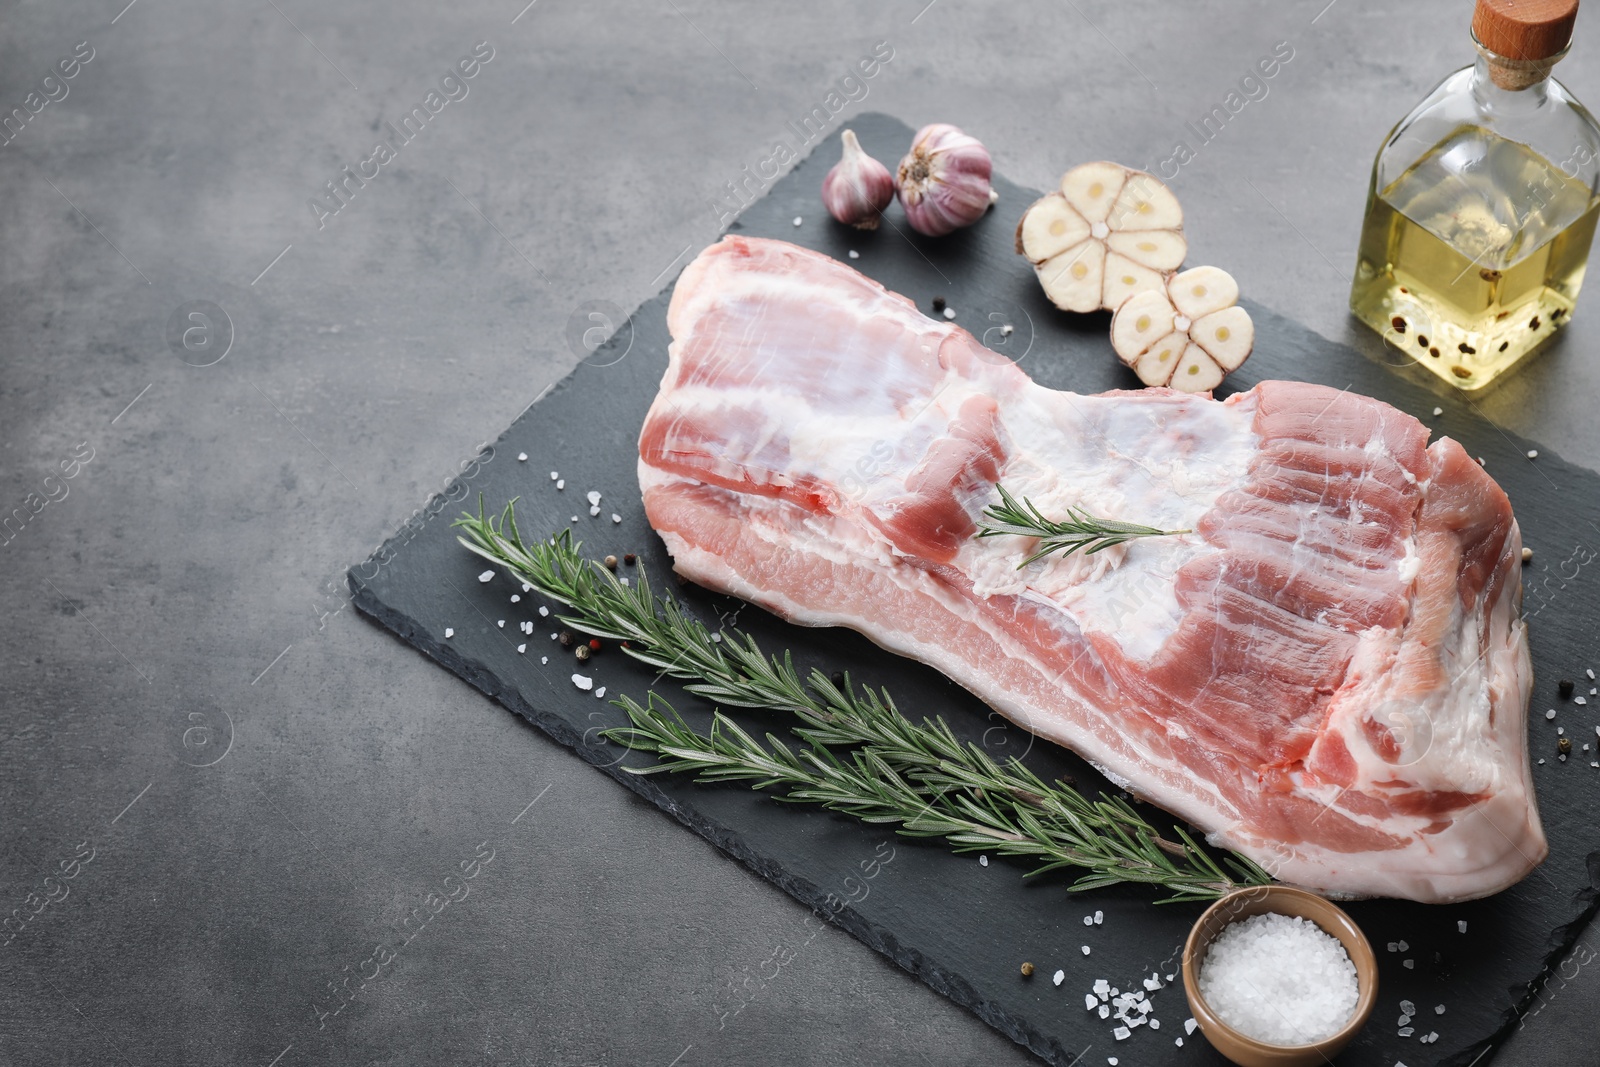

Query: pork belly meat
<box><xmin>638</xmin><ymin>235</ymin><xmax>1542</xmax><ymax>903</ymax></box>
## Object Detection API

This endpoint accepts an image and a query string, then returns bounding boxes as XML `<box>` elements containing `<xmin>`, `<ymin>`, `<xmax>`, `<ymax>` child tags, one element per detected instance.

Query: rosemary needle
<box><xmin>976</xmin><ymin>484</ymin><xmax>1191</xmax><ymax>568</ymax></box>
<box><xmin>454</xmin><ymin>497</ymin><xmax>1269</xmax><ymax>903</ymax></box>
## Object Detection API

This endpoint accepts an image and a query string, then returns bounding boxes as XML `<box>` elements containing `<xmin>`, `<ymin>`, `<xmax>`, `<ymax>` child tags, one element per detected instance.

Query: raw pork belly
<box><xmin>638</xmin><ymin>236</ymin><xmax>1541</xmax><ymax>903</ymax></box>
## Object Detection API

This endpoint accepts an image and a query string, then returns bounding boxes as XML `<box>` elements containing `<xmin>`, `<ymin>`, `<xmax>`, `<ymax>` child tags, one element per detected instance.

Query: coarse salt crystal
<box><xmin>1082</xmin><ymin>945</ymin><xmax>1091</xmax><ymax>956</ymax></box>
<box><xmin>1149</xmin><ymin>1019</ymin><xmax>1160</xmax><ymax>1030</ymax></box>
<box><xmin>1432</xmin><ymin>407</ymin><xmax>1443</xmax><ymax>416</ymax></box>
<box><xmin>1397</xmin><ymin>940</ymin><xmax>1408</xmax><ymax>951</ymax></box>
<box><xmin>497</xmin><ymin>620</ymin><xmax>505</xmax><ymax>627</ymax></box>
<box><xmin>1435</xmin><ymin>1004</ymin><xmax>1445</xmax><ymax>1014</ymax></box>
<box><xmin>1175</xmin><ymin>1037</ymin><xmax>1183</xmax><ymax>1047</ymax></box>
<box><xmin>478</xmin><ymin>570</ymin><xmax>495</xmax><ymax>583</ymax></box>
<box><xmin>979</xmin><ymin>855</ymin><xmax>988</xmax><ymax>866</ymax></box>
<box><xmin>1113</xmin><ymin>1026</ymin><xmax>1130</xmax><ymax>1041</ymax></box>
<box><xmin>1094</xmin><ymin>910</ymin><xmax>1103</xmax><ymax>925</ymax></box>
<box><xmin>589</xmin><ymin>506</ymin><xmax>601</xmax><ymax>517</ymax></box>
<box><xmin>1052</xmin><ymin>969</ymin><xmax>1064</xmax><ymax>986</ymax></box>
<box><xmin>1527</xmin><ymin>450</ymin><xmax>1539</xmax><ymax>459</ymax></box>
<box><xmin>1458</xmin><ymin>921</ymin><xmax>1468</xmax><ymax>933</ymax></box>
<box><xmin>942</xmin><ymin>307</ymin><xmax>957</xmax><ymax>320</ymax></box>
<box><xmin>550</xmin><ymin>632</ymin><xmax>557</xmax><ymax>640</ymax></box>
<box><xmin>516</xmin><ymin>643</ymin><xmax>526</xmax><ymax>653</ymax></box>
<box><xmin>612</xmin><ymin>514</ymin><xmax>622</xmax><ymax>523</ymax></box>
<box><xmin>792</xmin><ymin>216</ymin><xmax>803</xmax><ymax>227</ymax></box>
<box><xmin>1144</xmin><ymin>975</ymin><xmax>1163</xmax><ymax>991</ymax></box>
<box><xmin>848</xmin><ymin>250</ymin><xmax>860</xmax><ymax>259</ymax></box>
<box><xmin>541</xmin><ymin>656</ymin><xmax>548</xmax><ymax>664</ymax></box>
<box><xmin>1098</xmin><ymin>1004</ymin><xmax>1109</xmax><ymax>1019</ymax></box>
<box><xmin>522</xmin><ymin>583</ymin><xmax>531</xmax><ymax>592</ymax></box>
<box><xmin>1546</xmin><ymin>709</ymin><xmax>1557</xmax><ymax>720</ymax></box>
<box><xmin>1085</xmin><ymin>994</ymin><xmax>1098</xmax><ymax>1011</ymax></box>
<box><xmin>570</xmin><ymin>516</ymin><xmax>579</xmax><ymax>523</ymax></box>
<box><xmin>587</xmin><ymin>490</ymin><xmax>601</xmax><ymax>505</ymax></box>
<box><xmin>444</xmin><ymin>628</ymin><xmax>454</xmax><ymax>638</ymax></box>
<box><xmin>1589</xmin><ymin>669</ymin><xmax>1596</xmax><ymax>679</ymax></box>
<box><xmin>550</xmin><ymin>472</ymin><xmax>558</xmax><ymax>480</ymax></box>
<box><xmin>1399</xmin><ymin>1026</ymin><xmax>1414</xmax><ymax>1037</ymax></box>
<box><xmin>539</xmin><ymin>606</ymin><xmax>549</xmax><ymax>617</ymax></box>
<box><xmin>1093</xmin><ymin>979</ymin><xmax>1109</xmax><ymax>999</ymax></box>
<box><xmin>1083</xmin><ymin>915</ymin><xmax>1093</xmax><ymax>926</ymax></box>
<box><xmin>1577</xmin><ymin>696</ymin><xmax>1589</xmax><ymax>705</ymax></box>
<box><xmin>572</xmin><ymin>674</ymin><xmax>593</xmax><ymax>691</ymax></box>
<box><xmin>556</xmin><ymin>479</ymin><xmax>565</xmax><ymax>489</ymax></box>
<box><xmin>517</xmin><ymin>452</ymin><xmax>528</xmax><ymax>461</ymax></box>
<box><xmin>595</xmin><ymin>686</ymin><xmax>606</xmax><ymax>698</ymax></box>
<box><xmin>1184</xmin><ymin>1018</ymin><xmax>1197</xmax><ymax>1035</ymax></box>
<box><xmin>1403</xmin><ymin>959</ymin><xmax>1414</xmax><ymax>969</ymax></box>
<box><xmin>1108</xmin><ymin>1059</ymin><xmax>1117</xmax><ymax>1066</ymax></box>
<box><xmin>510</xmin><ymin>594</ymin><xmax>521</xmax><ymax>603</ymax></box>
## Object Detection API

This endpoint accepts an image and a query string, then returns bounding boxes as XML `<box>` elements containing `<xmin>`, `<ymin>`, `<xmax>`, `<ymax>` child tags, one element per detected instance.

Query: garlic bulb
<box><xmin>1110</xmin><ymin>265</ymin><xmax>1253</xmax><ymax>392</ymax></box>
<box><xmin>823</xmin><ymin>130</ymin><xmax>895</xmax><ymax>230</ymax></box>
<box><xmin>1017</xmin><ymin>162</ymin><xmax>1186</xmax><ymax>313</ymax></box>
<box><xmin>895</xmin><ymin>123</ymin><xmax>997</xmax><ymax>236</ymax></box>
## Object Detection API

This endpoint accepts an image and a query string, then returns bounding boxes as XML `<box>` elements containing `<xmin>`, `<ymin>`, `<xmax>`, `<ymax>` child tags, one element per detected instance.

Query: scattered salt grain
<box><xmin>589</xmin><ymin>506</ymin><xmax>601</xmax><ymax>517</ymax></box>
<box><xmin>478</xmin><ymin>570</ymin><xmax>495</xmax><ymax>583</ymax></box>
<box><xmin>517</xmin><ymin>452</ymin><xmax>528</xmax><ymax>461</ymax></box>
<box><xmin>444</xmin><ymin>628</ymin><xmax>454</xmax><ymax>638</ymax></box>
<box><xmin>620</xmin><ymin>577</ymin><xmax>630</xmax><ymax>587</ymax></box>
<box><xmin>848</xmin><ymin>250</ymin><xmax>860</xmax><ymax>259</ymax></box>
<box><xmin>497</xmin><ymin>620</ymin><xmax>505</xmax><ymax>628</ymax></box>
<box><xmin>1546</xmin><ymin>709</ymin><xmax>1557</xmax><ymax>720</ymax></box>
<box><xmin>979</xmin><ymin>855</ymin><xmax>988</xmax><ymax>867</ymax></box>
<box><xmin>539</xmin><ymin>606</ymin><xmax>549</xmax><ymax>617</ymax></box>
<box><xmin>587</xmin><ymin>490</ymin><xmax>601</xmax><ymax>505</ymax></box>
<box><xmin>1175</xmin><ymin>1037</ymin><xmax>1183</xmax><ymax>1047</ymax></box>
<box><xmin>1085</xmin><ymin>994</ymin><xmax>1098</xmax><ymax>1011</ymax></box>
<box><xmin>1098</xmin><ymin>1004</ymin><xmax>1110</xmax><ymax>1019</ymax></box>
<box><xmin>1052</xmin><ymin>969</ymin><xmax>1065</xmax><ymax>987</ymax></box>
<box><xmin>1084</xmin><ymin>915</ymin><xmax>1094</xmax><ymax>926</ymax></box>
<box><xmin>1458</xmin><ymin>921</ymin><xmax>1468</xmax><ymax>933</ymax></box>
<box><xmin>1538</xmin><ymin>758</ymin><xmax>1546</xmax><ymax>765</ymax></box>
<box><xmin>541</xmin><ymin>656</ymin><xmax>548</xmax><ymax>664</ymax></box>
<box><xmin>1094</xmin><ymin>910</ymin><xmax>1103</xmax><ymax>925</ymax></box>
<box><xmin>556</xmin><ymin>479</ymin><xmax>565</xmax><ymax>490</ymax></box>
<box><xmin>1398</xmin><ymin>1026</ymin><xmax>1415</xmax><ymax>1037</ymax></box>
<box><xmin>1397</xmin><ymin>941</ymin><xmax>1408</xmax><ymax>951</ymax></box>
<box><xmin>1589</xmin><ymin>669</ymin><xmax>1596</xmax><ymax>679</ymax></box>
<box><xmin>572</xmin><ymin>674</ymin><xmax>593</xmax><ymax>691</ymax></box>
<box><xmin>1577</xmin><ymin>696</ymin><xmax>1589</xmax><ymax>705</ymax></box>
<box><xmin>522</xmin><ymin>583</ymin><xmax>531</xmax><ymax>592</ymax></box>
<box><xmin>550</xmin><ymin>472</ymin><xmax>558</xmax><ymax>481</ymax></box>
<box><xmin>1113</xmin><ymin>1026</ymin><xmax>1130</xmax><ymax>1041</ymax></box>
<box><xmin>943</xmin><ymin>307</ymin><xmax>957</xmax><ymax>320</ymax></box>
<box><xmin>516</xmin><ymin>644</ymin><xmax>526</xmax><ymax>653</ymax></box>
<box><xmin>1002</xmin><ymin>324</ymin><xmax>1014</xmax><ymax>336</ymax></box>
<box><xmin>1184</xmin><ymin>1018</ymin><xmax>1197</xmax><ymax>1035</ymax></box>
<box><xmin>1403</xmin><ymin>959</ymin><xmax>1414</xmax><ymax>969</ymax></box>
<box><xmin>1435</xmin><ymin>1004</ymin><xmax>1445</xmax><ymax>1015</ymax></box>
<box><xmin>1388</xmin><ymin>942</ymin><xmax>1398</xmax><ymax>952</ymax></box>
<box><xmin>1082</xmin><ymin>945</ymin><xmax>1092</xmax><ymax>956</ymax></box>
<box><xmin>612</xmin><ymin>513</ymin><xmax>622</xmax><ymax>523</ymax></box>
<box><xmin>1108</xmin><ymin>1058</ymin><xmax>1118</xmax><ymax>1066</ymax></box>
<box><xmin>792</xmin><ymin>216</ymin><xmax>802</xmax><ymax>227</ymax></box>
<box><xmin>570</xmin><ymin>516</ymin><xmax>579</xmax><ymax>523</ymax></box>
<box><xmin>1197</xmin><ymin>912</ymin><xmax>1360</xmax><ymax>1045</ymax></box>
<box><xmin>550</xmin><ymin>632</ymin><xmax>558</xmax><ymax>640</ymax></box>
<box><xmin>1144</xmin><ymin>974</ymin><xmax>1163</xmax><ymax>991</ymax></box>
<box><xmin>595</xmin><ymin>686</ymin><xmax>606</xmax><ymax>698</ymax></box>
<box><xmin>1094</xmin><ymin>979</ymin><xmax>1110</xmax><ymax>999</ymax></box>
<box><xmin>511</xmin><ymin>595</ymin><xmax>521</xmax><ymax>603</ymax></box>
<box><xmin>1432</xmin><ymin>407</ymin><xmax>1443</xmax><ymax>416</ymax></box>
<box><xmin>1150</xmin><ymin>1019</ymin><xmax>1160</xmax><ymax>1030</ymax></box>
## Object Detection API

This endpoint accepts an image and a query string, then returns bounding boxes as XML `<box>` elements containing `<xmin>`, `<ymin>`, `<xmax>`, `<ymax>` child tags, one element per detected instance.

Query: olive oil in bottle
<box><xmin>1349</xmin><ymin>0</ymin><xmax>1600</xmax><ymax>391</ymax></box>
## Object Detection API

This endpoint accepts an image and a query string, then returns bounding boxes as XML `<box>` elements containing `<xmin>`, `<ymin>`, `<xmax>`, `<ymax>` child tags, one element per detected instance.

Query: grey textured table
<box><xmin>3</xmin><ymin>2</ymin><xmax>1597</xmax><ymax>1065</ymax></box>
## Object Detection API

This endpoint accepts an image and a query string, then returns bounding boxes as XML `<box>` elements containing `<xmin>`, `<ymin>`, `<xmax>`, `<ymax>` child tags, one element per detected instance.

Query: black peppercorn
<box><xmin>623</xmin><ymin>553</ymin><xmax>637</xmax><ymax>566</ymax></box>
<box><xmin>1559</xmin><ymin>679</ymin><xmax>1575</xmax><ymax>699</ymax></box>
<box><xmin>932</xmin><ymin>296</ymin><xmax>946</xmax><ymax>313</ymax></box>
<box><xmin>559</xmin><ymin>631</ymin><xmax>574</xmax><ymax>648</ymax></box>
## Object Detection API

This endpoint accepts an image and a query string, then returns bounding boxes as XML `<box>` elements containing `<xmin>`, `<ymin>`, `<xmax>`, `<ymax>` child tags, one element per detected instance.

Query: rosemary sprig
<box><xmin>976</xmin><ymin>484</ymin><xmax>1191</xmax><ymax>568</ymax></box>
<box><xmin>454</xmin><ymin>498</ymin><xmax>1269</xmax><ymax>903</ymax></box>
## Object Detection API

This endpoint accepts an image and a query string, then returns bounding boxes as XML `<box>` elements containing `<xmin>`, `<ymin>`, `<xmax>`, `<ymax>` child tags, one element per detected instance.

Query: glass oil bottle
<box><xmin>1350</xmin><ymin>0</ymin><xmax>1600</xmax><ymax>391</ymax></box>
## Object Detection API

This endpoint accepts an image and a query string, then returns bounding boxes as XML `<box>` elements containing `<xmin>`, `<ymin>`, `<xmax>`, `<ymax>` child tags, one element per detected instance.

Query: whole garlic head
<box><xmin>895</xmin><ymin>123</ymin><xmax>997</xmax><ymax>237</ymax></box>
<box><xmin>823</xmin><ymin>129</ymin><xmax>895</xmax><ymax>230</ymax></box>
<box><xmin>1110</xmin><ymin>266</ymin><xmax>1253</xmax><ymax>392</ymax></box>
<box><xmin>1017</xmin><ymin>162</ymin><xmax>1186</xmax><ymax>313</ymax></box>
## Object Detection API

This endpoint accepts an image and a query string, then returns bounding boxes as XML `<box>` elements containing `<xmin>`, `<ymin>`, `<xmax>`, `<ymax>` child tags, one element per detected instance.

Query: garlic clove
<box><xmin>1036</xmin><ymin>239</ymin><xmax>1106</xmax><ymax>313</ymax></box>
<box><xmin>1192</xmin><ymin>306</ymin><xmax>1254</xmax><ymax>370</ymax></box>
<box><xmin>1169</xmin><ymin>265</ymin><xmax>1238</xmax><ymax>319</ymax></box>
<box><xmin>1110</xmin><ymin>289</ymin><xmax>1174</xmax><ymax>359</ymax></box>
<box><xmin>1108</xmin><ymin>173</ymin><xmax>1184</xmax><ymax>231</ymax></box>
<box><xmin>1110</xmin><ymin>264</ymin><xmax>1253</xmax><ymax>392</ymax></box>
<box><xmin>1133</xmin><ymin>331</ymin><xmax>1188</xmax><ymax>386</ymax></box>
<box><xmin>1059</xmin><ymin>162</ymin><xmax>1128</xmax><ymax>224</ymax></box>
<box><xmin>1106</xmin><ymin>230</ymin><xmax>1186</xmax><ymax>272</ymax></box>
<box><xmin>1020</xmin><ymin>162</ymin><xmax>1185</xmax><ymax>313</ymax></box>
<box><xmin>1016</xmin><ymin>195</ymin><xmax>1092</xmax><ymax>262</ymax></box>
<box><xmin>823</xmin><ymin>129</ymin><xmax>896</xmax><ymax>230</ymax></box>
<box><xmin>1173</xmin><ymin>342</ymin><xmax>1226</xmax><ymax>391</ymax></box>
<box><xmin>1102</xmin><ymin>253</ymin><xmax>1166</xmax><ymax>313</ymax></box>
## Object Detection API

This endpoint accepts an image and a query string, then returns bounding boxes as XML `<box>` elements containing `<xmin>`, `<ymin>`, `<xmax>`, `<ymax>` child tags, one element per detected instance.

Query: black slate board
<box><xmin>351</xmin><ymin>113</ymin><xmax>1600</xmax><ymax>1066</ymax></box>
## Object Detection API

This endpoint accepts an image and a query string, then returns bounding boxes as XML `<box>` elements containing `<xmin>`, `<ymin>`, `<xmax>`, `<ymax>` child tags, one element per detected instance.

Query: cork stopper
<box><xmin>1473</xmin><ymin>0</ymin><xmax>1578</xmax><ymax>89</ymax></box>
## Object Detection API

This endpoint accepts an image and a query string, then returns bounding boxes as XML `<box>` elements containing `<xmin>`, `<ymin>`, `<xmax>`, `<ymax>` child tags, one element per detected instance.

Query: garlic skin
<box><xmin>895</xmin><ymin>123</ymin><xmax>997</xmax><ymax>237</ymax></box>
<box><xmin>823</xmin><ymin>129</ymin><xmax>895</xmax><ymax>230</ymax></box>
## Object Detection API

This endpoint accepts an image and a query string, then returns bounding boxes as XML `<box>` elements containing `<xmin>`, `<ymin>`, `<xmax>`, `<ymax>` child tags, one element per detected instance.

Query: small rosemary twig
<box><xmin>975</xmin><ymin>484</ymin><xmax>1191</xmax><ymax>568</ymax></box>
<box><xmin>454</xmin><ymin>498</ymin><xmax>1268</xmax><ymax>903</ymax></box>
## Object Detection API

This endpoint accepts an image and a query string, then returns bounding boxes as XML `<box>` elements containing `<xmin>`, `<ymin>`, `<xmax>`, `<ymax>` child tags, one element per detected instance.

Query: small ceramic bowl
<box><xmin>1180</xmin><ymin>885</ymin><xmax>1377</xmax><ymax>1067</ymax></box>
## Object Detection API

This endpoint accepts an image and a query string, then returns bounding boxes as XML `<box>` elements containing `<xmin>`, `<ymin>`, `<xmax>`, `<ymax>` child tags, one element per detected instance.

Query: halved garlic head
<box><xmin>1016</xmin><ymin>163</ymin><xmax>1185</xmax><ymax>313</ymax></box>
<box><xmin>1110</xmin><ymin>265</ymin><xmax>1253</xmax><ymax>392</ymax></box>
